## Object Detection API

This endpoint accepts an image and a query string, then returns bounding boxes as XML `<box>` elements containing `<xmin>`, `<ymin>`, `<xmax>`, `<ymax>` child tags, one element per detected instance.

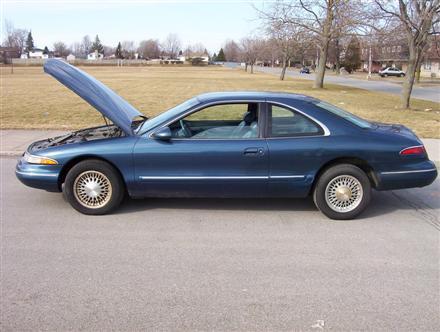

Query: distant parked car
<box><xmin>16</xmin><ymin>59</ymin><xmax>437</xmax><ymax>220</ymax></box>
<box><xmin>379</xmin><ymin>67</ymin><xmax>405</xmax><ymax>77</ymax></box>
<box><xmin>300</xmin><ymin>67</ymin><xmax>310</xmax><ymax>74</ymax></box>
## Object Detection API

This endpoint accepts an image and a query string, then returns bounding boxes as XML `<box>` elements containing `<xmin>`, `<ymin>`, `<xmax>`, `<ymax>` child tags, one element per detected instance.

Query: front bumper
<box><xmin>376</xmin><ymin>160</ymin><xmax>438</xmax><ymax>190</ymax></box>
<box><xmin>15</xmin><ymin>157</ymin><xmax>62</xmax><ymax>192</ymax></box>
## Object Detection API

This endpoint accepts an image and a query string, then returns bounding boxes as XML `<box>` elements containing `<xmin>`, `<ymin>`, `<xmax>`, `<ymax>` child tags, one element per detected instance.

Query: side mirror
<box><xmin>152</xmin><ymin>126</ymin><xmax>172</xmax><ymax>140</ymax></box>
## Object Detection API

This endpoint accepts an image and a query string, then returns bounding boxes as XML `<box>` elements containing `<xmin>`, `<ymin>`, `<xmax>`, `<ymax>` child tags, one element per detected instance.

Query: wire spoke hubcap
<box><xmin>325</xmin><ymin>175</ymin><xmax>363</xmax><ymax>213</ymax></box>
<box><xmin>73</xmin><ymin>171</ymin><xmax>112</xmax><ymax>209</ymax></box>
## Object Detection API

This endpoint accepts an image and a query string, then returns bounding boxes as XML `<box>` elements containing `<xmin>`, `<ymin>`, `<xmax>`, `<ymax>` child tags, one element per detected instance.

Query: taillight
<box><xmin>400</xmin><ymin>145</ymin><xmax>426</xmax><ymax>156</ymax></box>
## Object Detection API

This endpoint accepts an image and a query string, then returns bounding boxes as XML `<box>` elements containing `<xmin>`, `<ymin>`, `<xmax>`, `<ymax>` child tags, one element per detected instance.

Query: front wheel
<box><xmin>313</xmin><ymin>164</ymin><xmax>371</xmax><ymax>220</ymax></box>
<box><xmin>64</xmin><ymin>160</ymin><xmax>125</xmax><ymax>215</ymax></box>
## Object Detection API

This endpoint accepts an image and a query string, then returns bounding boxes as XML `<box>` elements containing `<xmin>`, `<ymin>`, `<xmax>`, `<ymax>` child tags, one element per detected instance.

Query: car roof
<box><xmin>195</xmin><ymin>91</ymin><xmax>317</xmax><ymax>103</ymax></box>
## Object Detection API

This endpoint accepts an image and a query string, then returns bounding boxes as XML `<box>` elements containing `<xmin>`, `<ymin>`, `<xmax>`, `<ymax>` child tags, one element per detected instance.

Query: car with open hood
<box><xmin>15</xmin><ymin>59</ymin><xmax>437</xmax><ymax>219</ymax></box>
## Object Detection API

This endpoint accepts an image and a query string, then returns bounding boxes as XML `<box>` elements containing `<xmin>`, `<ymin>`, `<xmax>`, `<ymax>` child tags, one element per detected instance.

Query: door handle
<box><xmin>244</xmin><ymin>147</ymin><xmax>265</xmax><ymax>156</ymax></box>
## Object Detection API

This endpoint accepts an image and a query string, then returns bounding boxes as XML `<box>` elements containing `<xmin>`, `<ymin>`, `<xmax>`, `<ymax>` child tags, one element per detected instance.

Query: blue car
<box><xmin>16</xmin><ymin>59</ymin><xmax>437</xmax><ymax>219</ymax></box>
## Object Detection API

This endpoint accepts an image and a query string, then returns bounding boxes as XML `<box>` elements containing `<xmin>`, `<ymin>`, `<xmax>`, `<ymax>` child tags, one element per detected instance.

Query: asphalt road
<box><xmin>1</xmin><ymin>157</ymin><xmax>439</xmax><ymax>331</ymax></box>
<box><xmin>224</xmin><ymin>63</ymin><xmax>440</xmax><ymax>103</ymax></box>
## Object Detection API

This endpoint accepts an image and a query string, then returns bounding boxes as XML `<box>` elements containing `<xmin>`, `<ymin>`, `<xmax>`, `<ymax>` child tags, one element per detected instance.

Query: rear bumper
<box><xmin>376</xmin><ymin>161</ymin><xmax>437</xmax><ymax>190</ymax></box>
<box><xmin>15</xmin><ymin>158</ymin><xmax>62</xmax><ymax>192</ymax></box>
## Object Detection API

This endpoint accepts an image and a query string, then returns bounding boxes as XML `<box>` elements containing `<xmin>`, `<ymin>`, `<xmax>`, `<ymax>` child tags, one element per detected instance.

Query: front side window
<box><xmin>269</xmin><ymin>104</ymin><xmax>323</xmax><ymax>137</ymax></box>
<box><xmin>168</xmin><ymin>103</ymin><xmax>260</xmax><ymax>139</ymax></box>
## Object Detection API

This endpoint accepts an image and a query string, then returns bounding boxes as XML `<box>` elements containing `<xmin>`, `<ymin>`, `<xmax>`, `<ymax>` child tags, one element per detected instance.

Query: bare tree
<box><xmin>162</xmin><ymin>33</ymin><xmax>181</xmax><ymax>59</ymax></box>
<box><xmin>53</xmin><ymin>41</ymin><xmax>69</xmax><ymax>58</ymax></box>
<box><xmin>3</xmin><ymin>20</ymin><xmax>28</xmax><ymax>53</ymax></box>
<box><xmin>70</xmin><ymin>42</ymin><xmax>83</xmax><ymax>57</ymax></box>
<box><xmin>262</xmin><ymin>12</ymin><xmax>311</xmax><ymax>80</ymax></box>
<box><xmin>103</xmin><ymin>45</ymin><xmax>115</xmax><ymax>57</ymax></box>
<box><xmin>138</xmin><ymin>39</ymin><xmax>161</xmax><ymax>59</ymax></box>
<box><xmin>374</xmin><ymin>0</ymin><xmax>440</xmax><ymax>109</ymax></box>
<box><xmin>121</xmin><ymin>40</ymin><xmax>136</xmax><ymax>59</ymax></box>
<box><xmin>223</xmin><ymin>40</ymin><xmax>241</xmax><ymax>62</ymax></box>
<box><xmin>182</xmin><ymin>43</ymin><xmax>206</xmax><ymax>57</ymax></box>
<box><xmin>81</xmin><ymin>35</ymin><xmax>92</xmax><ymax>56</ymax></box>
<box><xmin>259</xmin><ymin>0</ymin><xmax>361</xmax><ymax>88</ymax></box>
<box><xmin>240</xmin><ymin>37</ymin><xmax>263</xmax><ymax>73</ymax></box>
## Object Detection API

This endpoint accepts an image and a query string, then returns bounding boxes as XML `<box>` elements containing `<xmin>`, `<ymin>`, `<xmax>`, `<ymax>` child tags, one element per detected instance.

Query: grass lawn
<box><xmin>1</xmin><ymin>65</ymin><xmax>439</xmax><ymax>138</ymax></box>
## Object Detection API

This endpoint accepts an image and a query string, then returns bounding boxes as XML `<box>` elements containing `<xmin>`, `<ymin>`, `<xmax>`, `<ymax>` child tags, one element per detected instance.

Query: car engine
<box><xmin>28</xmin><ymin>124</ymin><xmax>124</xmax><ymax>152</ymax></box>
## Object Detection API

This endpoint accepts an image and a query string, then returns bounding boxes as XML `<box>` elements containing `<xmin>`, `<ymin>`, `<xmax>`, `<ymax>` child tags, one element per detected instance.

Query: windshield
<box><xmin>136</xmin><ymin>97</ymin><xmax>199</xmax><ymax>134</ymax></box>
<box><xmin>313</xmin><ymin>101</ymin><xmax>372</xmax><ymax>129</ymax></box>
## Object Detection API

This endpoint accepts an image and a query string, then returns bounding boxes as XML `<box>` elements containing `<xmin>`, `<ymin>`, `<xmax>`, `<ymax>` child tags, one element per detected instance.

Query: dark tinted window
<box><xmin>269</xmin><ymin>104</ymin><xmax>323</xmax><ymax>137</ymax></box>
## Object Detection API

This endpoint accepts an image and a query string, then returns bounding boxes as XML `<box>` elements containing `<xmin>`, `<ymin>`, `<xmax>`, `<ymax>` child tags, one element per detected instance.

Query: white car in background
<box><xmin>379</xmin><ymin>67</ymin><xmax>406</xmax><ymax>77</ymax></box>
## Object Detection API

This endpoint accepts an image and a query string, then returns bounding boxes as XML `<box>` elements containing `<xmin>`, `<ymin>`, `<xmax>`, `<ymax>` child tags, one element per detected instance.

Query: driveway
<box><xmin>223</xmin><ymin>63</ymin><xmax>440</xmax><ymax>103</ymax></box>
<box><xmin>1</xmin><ymin>156</ymin><xmax>439</xmax><ymax>331</ymax></box>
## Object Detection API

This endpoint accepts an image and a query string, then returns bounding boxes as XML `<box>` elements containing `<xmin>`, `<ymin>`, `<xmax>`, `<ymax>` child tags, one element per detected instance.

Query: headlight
<box><xmin>23</xmin><ymin>152</ymin><xmax>58</xmax><ymax>165</ymax></box>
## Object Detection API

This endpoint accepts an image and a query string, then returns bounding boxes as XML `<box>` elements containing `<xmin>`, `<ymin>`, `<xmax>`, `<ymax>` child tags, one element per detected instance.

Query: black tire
<box><xmin>64</xmin><ymin>159</ymin><xmax>125</xmax><ymax>215</ymax></box>
<box><xmin>313</xmin><ymin>164</ymin><xmax>371</xmax><ymax>220</ymax></box>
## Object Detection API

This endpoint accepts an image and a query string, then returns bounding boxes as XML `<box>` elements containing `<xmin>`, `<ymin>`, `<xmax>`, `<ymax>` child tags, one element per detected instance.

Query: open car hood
<box><xmin>44</xmin><ymin>59</ymin><xmax>142</xmax><ymax>136</ymax></box>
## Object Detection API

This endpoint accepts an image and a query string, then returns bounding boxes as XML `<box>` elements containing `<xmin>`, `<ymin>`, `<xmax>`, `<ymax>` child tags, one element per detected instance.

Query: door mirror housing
<box><xmin>152</xmin><ymin>126</ymin><xmax>172</xmax><ymax>140</ymax></box>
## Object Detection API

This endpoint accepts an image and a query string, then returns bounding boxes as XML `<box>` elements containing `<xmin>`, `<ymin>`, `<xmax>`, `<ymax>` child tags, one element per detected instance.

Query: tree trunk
<box><xmin>245</xmin><ymin>63</ymin><xmax>248</xmax><ymax>72</ymax></box>
<box><xmin>335</xmin><ymin>38</ymin><xmax>341</xmax><ymax>75</ymax></box>
<box><xmin>401</xmin><ymin>41</ymin><xmax>417</xmax><ymax>109</ymax></box>
<box><xmin>313</xmin><ymin>40</ymin><xmax>329</xmax><ymax>89</ymax></box>
<box><xmin>250</xmin><ymin>63</ymin><xmax>254</xmax><ymax>74</ymax></box>
<box><xmin>280</xmin><ymin>57</ymin><xmax>287</xmax><ymax>80</ymax></box>
<box><xmin>415</xmin><ymin>58</ymin><xmax>422</xmax><ymax>84</ymax></box>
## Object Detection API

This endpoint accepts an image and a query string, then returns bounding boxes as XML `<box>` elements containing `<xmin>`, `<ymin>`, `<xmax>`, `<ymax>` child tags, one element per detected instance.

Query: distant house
<box><xmin>360</xmin><ymin>36</ymin><xmax>440</xmax><ymax>77</ymax></box>
<box><xmin>66</xmin><ymin>54</ymin><xmax>76</xmax><ymax>62</ymax></box>
<box><xmin>87</xmin><ymin>51</ymin><xmax>104</xmax><ymax>60</ymax></box>
<box><xmin>193</xmin><ymin>51</ymin><xmax>209</xmax><ymax>63</ymax></box>
<box><xmin>29</xmin><ymin>48</ymin><xmax>49</xmax><ymax>59</ymax></box>
<box><xmin>420</xmin><ymin>41</ymin><xmax>440</xmax><ymax>78</ymax></box>
<box><xmin>0</xmin><ymin>47</ymin><xmax>21</xmax><ymax>63</ymax></box>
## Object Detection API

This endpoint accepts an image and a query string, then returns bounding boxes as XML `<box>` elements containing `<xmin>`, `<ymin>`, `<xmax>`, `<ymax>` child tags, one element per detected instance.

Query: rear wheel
<box><xmin>64</xmin><ymin>160</ymin><xmax>125</xmax><ymax>215</ymax></box>
<box><xmin>313</xmin><ymin>164</ymin><xmax>371</xmax><ymax>220</ymax></box>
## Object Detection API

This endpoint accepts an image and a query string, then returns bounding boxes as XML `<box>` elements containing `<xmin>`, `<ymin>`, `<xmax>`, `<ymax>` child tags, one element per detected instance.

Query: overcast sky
<box><xmin>2</xmin><ymin>0</ymin><xmax>270</xmax><ymax>53</ymax></box>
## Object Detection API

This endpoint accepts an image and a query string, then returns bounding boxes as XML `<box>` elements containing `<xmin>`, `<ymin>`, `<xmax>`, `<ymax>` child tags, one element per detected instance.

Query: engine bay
<box><xmin>29</xmin><ymin>124</ymin><xmax>124</xmax><ymax>153</ymax></box>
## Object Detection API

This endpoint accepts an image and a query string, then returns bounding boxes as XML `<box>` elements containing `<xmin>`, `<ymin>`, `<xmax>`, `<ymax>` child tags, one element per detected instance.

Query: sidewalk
<box><xmin>1</xmin><ymin>129</ymin><xmax>438</xmax><ymax>164</ymax></box>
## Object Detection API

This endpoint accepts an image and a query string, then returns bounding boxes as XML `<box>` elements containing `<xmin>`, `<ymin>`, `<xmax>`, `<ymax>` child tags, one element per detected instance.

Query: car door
<box><xmin>264</xmin><ymin>102</ymin><xmax>329</xmax><ymax>197</ymax></box>
<box><xmin>132</xmin><ymin>102</ymin><xmax>269</xmax><ymax>197</ymax></box>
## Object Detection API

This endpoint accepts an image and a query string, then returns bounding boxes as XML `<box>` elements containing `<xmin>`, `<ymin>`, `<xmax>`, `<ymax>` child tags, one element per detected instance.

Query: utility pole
<box><xmin>367</xmin><ymin>45</ymin><xmax>372</xmax><ymax>80</ymax></box>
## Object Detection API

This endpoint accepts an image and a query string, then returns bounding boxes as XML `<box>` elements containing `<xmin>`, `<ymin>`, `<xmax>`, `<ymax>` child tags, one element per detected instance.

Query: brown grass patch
<box><xmin>1</xmin><ymin>65</ymin><xmax>439</xmax><ymax>138</ymax></box>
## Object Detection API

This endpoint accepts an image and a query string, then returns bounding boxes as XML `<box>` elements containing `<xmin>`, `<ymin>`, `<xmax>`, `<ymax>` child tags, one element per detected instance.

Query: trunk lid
<box><xmin>371</xmin><ymin>122</ymin><xmax>422</xmax><ymax>143</ymax></box>
<box><xmin>44</xmin><ymin>59</ymin><xmax>142</xmax><ymax>136</ymax></box>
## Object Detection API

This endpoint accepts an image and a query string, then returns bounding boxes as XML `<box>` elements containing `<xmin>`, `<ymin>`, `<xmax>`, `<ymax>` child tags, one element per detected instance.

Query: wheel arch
<box><xmin>310</xmin><ymin>157</ymin><xmax>378</xmax><ymax>195</ymax></box>
<box><xmin>58</xmin><ymin>155</ymin><xmax>127</xmax><ymax>192</ymax></box>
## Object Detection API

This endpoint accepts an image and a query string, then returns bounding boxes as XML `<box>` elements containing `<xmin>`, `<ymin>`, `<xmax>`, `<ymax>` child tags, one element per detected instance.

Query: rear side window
<box><xmin>269</xmin><ymin>104</ymin><xmax>323</xmax><ymax>137</ymax></box>
<box><xmin>312</xmin><ymin>100</ymin><xmax>372</xmax><ymax>129</ymax></box>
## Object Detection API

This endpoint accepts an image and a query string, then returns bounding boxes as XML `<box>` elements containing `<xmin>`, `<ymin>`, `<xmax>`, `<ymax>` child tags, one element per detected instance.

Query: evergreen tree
<box><xmin>25</xmin><ymin>31</ymin><xmax>34</xmax><ymax>52</ymax></box>
<box><xmin>90</xmin><ymin>35</ymin><xmax>104</xmax><ymax>54</ymax></box>
<box><xmin>212</xmin><ymin>52</ymin><xmax>217</xmax><ymax>61</ymax></box>
<box><xmin>216</xmin><ymin>48</ymin><xmax>226</xmax><ymax>61</ymax></box>
<box><xmin>115</xmin><ymin>42</ymin><xmax>123</xmax><ymax>59</ymax></box>
<box><xmin>43</xmin><ymin>46</ymin><xmax>49</xmax><ymax>54</ymax></box>
<box><xmin>344</xmin><ymin>36</ymin><xmax>361</xmax><ymax>73</ymax></box>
